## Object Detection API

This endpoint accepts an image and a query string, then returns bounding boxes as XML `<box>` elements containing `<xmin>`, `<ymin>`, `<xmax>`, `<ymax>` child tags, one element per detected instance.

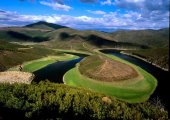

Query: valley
<box><xmin>0</xmin><ymin>21</ymin><xmax>169</xmax><ymax>119</ymax></box>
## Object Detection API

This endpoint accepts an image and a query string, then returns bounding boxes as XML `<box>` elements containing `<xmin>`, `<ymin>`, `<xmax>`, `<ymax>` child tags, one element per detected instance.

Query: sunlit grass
<box><xmin>64</xmin><ymin>55</ymin><xmax>157</xmax><ymax>103</ymax></box>
<box><xmin>9</xmin><ymin>54</ymin><xmax>78</xmax><ymax>72</ymax></box>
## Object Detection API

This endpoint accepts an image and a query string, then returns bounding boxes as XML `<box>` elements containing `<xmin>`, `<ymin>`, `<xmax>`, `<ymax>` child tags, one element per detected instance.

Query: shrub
<box><xmin>0</xmin><ymin>81</ymin><xmax>168</xmax><ymax>119</ymax></box>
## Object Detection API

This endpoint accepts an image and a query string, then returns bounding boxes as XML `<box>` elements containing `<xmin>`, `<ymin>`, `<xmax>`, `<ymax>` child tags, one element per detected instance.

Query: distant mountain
<box><xmin>25</xmin><ymin>21</ymin><xmax>67</xmax><ymax>30</ymax></box>
<box><xmin>0</xmin><ymin>21</ymin><xmax>169</xmax><ymax>49</ymax></box>
<box><xmin>111</xmin><ymin>28</ymin><xmax>169</xmax><ymax>48</ymax></box>
<box><xmin>92</xmin><ymin>28</ymin><xmax>130</xmax><ymax>33</ymax></box>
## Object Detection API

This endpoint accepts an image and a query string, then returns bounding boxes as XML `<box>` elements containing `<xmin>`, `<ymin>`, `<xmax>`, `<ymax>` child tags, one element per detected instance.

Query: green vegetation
<box><xmin>64</xmin><ymin>55</ymin><xmax>157</xmax><ymax>103</ymax></box>
<box><xmin>14</xmin><ymin>28</ymin><xmax>50</xmax><ymax>38</ymax></box>
<box><xmin>125</xmin><ymin>48</ymin><xmax>169</xmax><ymax>70</ymax></box>
<box><xmin>0</xmin><ymin>28</ymin><xmax>49</xmax><ymax>42</ymax></box>
<box><xmin>1</xmin><ymin>22</ymin><xmax>168</xmax><ymax>51</ymax></box>
<box><xmin>41</xmin><ymin>27</ymin><xmax>144</xmax><ymax>50</ymax></box>
<box><xmin>0</xmin><ymin>40</ymin><xmax>26</xmax><ymax>51</ymax></box>
<box><xmin>0</xmin><ymin>81</ymin><xmax>167</xmax><ymax>119</ymax></box>
<box><xmin>0</xmin><ymin>39</ymin><xmax>89</xmax><ymax>72</ymax></box>
<box><xmin>0</xmin><ymin>42</ymin><xmax>61</xmax><ymax>71</ymax></box>
<box><xmin>111</xmin><ymin>28</ymin><xmax>169</xmax><ymax>48</ymax></box>
<box><xmin>0</xmin><ymin>22</ymin><xmax>168</xmax><ymax>119</ymax></box>
<box><xmin>21</xmin><ymin>54</ymin><xmax>78</xmax><ymax>72</ymax></box>
<box><xmin>8</xmin><ymin>56</ymin><xmax>59</xmax><ymax>72</ymax></box>
<box><xmin>23</xmin><ymin>59</ymin><xmax>57</xmax><ymax>72</ymax></box>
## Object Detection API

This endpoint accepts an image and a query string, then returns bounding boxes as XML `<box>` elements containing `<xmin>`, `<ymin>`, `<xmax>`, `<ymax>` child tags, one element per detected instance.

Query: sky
<box><xmin>0</xmin><ymin>0</ymin><xmax>169</xmax><ymax>30</ymax></box>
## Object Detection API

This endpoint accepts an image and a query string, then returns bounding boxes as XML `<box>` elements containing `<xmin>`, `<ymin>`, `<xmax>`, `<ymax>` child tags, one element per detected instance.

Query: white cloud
<box><xmin>0</xmin><ymin>10</ymin><xmax>169</xmax><ymax>30</ymax></box>
<box><xmin>101</xmin><ymin>0</ymin><xmax>113</xmax><ymax>5</ymax></box>
<box><xmin>40</xmin><ymin>1</ymin><xmax>72</xmax><ymax>11</ymax></box>
<box><xmin>114</xmin><ymin>0</ymin><xmax>169</xmax><ymax>12</ymax></box>
<box><xmin>87</xmin><ymin>10</ymin><xmax>106</xmax><ymax>15</ymax></box>
<box><xmin>100</xmin><ymin>0</ymin><xmax>169</xmax><ymax>29</ymax></box>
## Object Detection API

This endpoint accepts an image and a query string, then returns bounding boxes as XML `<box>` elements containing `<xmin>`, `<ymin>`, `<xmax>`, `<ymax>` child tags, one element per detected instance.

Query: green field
<box><xmin>23</xmin><ymin>56</ymin><xmax>59</xmax><ymax>72</ymax></box>
<box><xmin>64</xmin><ymin>54</ymin><xmax>157</xmax><ymax>103</ymax></box>
<box><xmin>9</xmin><ymin>54</ymin><xmax>78</xmax><ymax>72</ymax></box>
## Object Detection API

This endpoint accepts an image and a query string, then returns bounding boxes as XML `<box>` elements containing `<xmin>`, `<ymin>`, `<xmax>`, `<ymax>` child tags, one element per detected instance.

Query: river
<box><xmin>33</xmin><ymin>57</ymin><xmax>83</xmax><ymax>83</ymax></box>
<box><xmin>32</xmin><ymin>51</ymin><xmax>168</xmax><ymax>108</ymax></box>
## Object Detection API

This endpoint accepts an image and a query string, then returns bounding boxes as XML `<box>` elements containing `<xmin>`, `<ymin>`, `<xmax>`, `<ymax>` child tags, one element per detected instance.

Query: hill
<box><xmin>0</xmin><ymin>21</ymin><xmax>147</xmax><ymax>49</ymax></box>
<box><xmin>25</xmin><ymin>21</ymin><xmax>67</xmax><ymax>30</ymax></box>
<box><xmin>0</xmin><ymin>22</ymin><xmax>169</xmax><ymax>49</ymax></box>
<box><xmin>40</xmin><ymin>28</ymin><xmax>146</xmax><ymax>50</ymax></box>
<box><xmin>0</xmin><ymin>27</ymin><xmax>50</xmax><ymax>42</ymax></box>
<box><xmin>0</xmin><ymin>40</ymin><xmax>25</xmax><ymax>51</ymax></box>
<box><xmin>40</xmin><ymin>28</ymin><xmax>116</xmax><ymax>49</ymax></box>
<box><xmin>111</xmin><ymin>28</ymin><xmax>169</xmax><ymax>48</ymax></box>
<box><xmin>2</xmin><ymin>22</ymin><xmax>168</xmax><ymax>49</ymax></box>
<box><xmin>0</xmin><ymin>40</ymin><xmax>60</xmax><ymax>71</ymax></box>
<box><xmin>79</xmin><ymin>55</ymin><xmax>138</xmax><ymax>82</ymax></box>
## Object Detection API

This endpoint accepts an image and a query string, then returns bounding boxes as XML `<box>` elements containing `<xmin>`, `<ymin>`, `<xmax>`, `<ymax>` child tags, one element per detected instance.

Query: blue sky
<box><xmin>0</xmin><ymin>0</ymin><xmax>169</xmax><ymax>30</ymax></box>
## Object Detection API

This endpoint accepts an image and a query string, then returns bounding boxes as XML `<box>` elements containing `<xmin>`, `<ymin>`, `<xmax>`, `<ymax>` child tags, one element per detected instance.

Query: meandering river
<box><xmin>33</xmin><ymin>50</ymin><xmax>168</xmax><ymax>108</ymax></box>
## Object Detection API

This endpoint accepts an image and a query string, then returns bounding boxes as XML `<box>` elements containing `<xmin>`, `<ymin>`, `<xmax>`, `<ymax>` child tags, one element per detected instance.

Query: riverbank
<box><xmin>96</xmin><ymin>48</ymin><xmax>168</xmax><ymax>71</ymax></box>
<box><xmin>120</xmin><ymin>51</ymin><xmax>169</xmax><ymax>71</ymax></box>
<box><xmin>8</xmin><ymin>54</ymin><xmax>79</xmax><ymax>72</ymax></box>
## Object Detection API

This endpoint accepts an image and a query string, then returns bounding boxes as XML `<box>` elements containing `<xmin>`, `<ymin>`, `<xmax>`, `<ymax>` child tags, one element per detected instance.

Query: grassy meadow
<box><xmin>8</xmin><ymin>53</ymin><xmax>79</xmax><ymax>72</ymax></box>
<box><xmin>64</xmin><ymin>55</ymin><xmax>157</xmax><ymax>103</ymax></box>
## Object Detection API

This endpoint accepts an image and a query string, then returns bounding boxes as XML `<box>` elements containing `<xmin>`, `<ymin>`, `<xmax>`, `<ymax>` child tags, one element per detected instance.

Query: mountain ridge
<box><xmin>0</xmin><ymin>21</ymin><xmax>169</xmax><ymax>48</ymax></box>
<box><xmin>25</xmin><ymin>21</ymin><xmax>68</xmax><ymax>30</ymax></box>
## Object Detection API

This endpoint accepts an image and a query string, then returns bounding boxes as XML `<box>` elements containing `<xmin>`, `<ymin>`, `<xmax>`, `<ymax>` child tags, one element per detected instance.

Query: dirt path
<box><xmin>97</xmin><ymin>60</ymin><xmax>108</xmax><ymax>74</ymax></box>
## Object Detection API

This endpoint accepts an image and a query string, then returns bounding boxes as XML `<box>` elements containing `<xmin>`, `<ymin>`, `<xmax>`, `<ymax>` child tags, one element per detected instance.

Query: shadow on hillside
<box><xmin>7</xmin><ymin>31</ymin><xmax>49</xmax><ymax>42</ymax></box>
